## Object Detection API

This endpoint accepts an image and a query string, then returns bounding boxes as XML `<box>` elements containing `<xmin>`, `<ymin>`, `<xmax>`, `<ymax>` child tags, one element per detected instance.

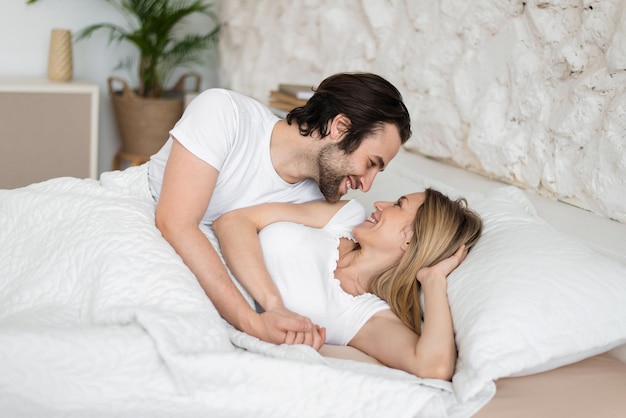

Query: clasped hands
<box><xmin>252</xmin><ymin>305</ymin><xmax>326</xmax><ymax>350</ymax></box>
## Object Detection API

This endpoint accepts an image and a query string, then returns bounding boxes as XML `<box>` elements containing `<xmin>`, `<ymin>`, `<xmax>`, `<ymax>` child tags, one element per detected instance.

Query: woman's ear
<box><xmin>400</xmin><ymin>227</ymin><xmax>413</xmax><ymax>251</ymax></box>
<box><xmin>329</xmin><ymin>114</ymin><xmax>351</xmax><ymax>142</ymax></box>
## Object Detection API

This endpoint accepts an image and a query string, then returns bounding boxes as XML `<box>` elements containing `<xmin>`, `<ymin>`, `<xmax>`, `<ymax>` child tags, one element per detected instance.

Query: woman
<box><xmin>213</xmin><ymin>189</ymin><xmax>482</xmax><ymax>380</ymax></box>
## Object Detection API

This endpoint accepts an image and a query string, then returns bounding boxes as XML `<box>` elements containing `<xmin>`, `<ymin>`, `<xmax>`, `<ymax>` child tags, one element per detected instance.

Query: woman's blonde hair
<box><xmin>369</xmin><ymin>188</ymin><xmax>483</xmax><ymax>335</ymax></box>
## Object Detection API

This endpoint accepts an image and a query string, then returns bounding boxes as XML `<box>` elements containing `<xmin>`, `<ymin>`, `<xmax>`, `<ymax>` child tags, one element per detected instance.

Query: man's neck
<box><xmin>270</xmin><ymin>120</ymin><xmax>320</xmax><ymax>184</ymax></box>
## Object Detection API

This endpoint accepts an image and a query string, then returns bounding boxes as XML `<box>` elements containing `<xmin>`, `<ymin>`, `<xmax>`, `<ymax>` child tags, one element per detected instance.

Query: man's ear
<box><xmin>329</xmin><ymin>114</ymin><xmax>351</xmax><ymax>142</ymax></box>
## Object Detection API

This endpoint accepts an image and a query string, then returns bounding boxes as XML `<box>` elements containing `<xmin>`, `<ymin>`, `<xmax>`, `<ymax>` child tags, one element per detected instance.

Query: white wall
<box><xmin>0</xmin><ymin>0</ymin><xmax>220</xmax><ymax>175</ymax></box>
<box><xmin>216</xmin><ymin>0</ymin><xmax>626</xmax><ymax>224</ymax></box>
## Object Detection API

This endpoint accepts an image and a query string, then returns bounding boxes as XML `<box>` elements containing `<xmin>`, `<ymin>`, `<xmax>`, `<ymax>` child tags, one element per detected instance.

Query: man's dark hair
<box><xmin>286</xmin><ymin>72</ymin><xmax>412</xmax><ymax>154</ymax></box>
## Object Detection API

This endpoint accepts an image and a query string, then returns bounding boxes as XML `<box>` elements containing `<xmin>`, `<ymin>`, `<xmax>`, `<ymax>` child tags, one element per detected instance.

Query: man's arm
<box><xmin>155</xmin><ymin>139</ymin><xmax>313</xmax><ymax>344</ymax></box>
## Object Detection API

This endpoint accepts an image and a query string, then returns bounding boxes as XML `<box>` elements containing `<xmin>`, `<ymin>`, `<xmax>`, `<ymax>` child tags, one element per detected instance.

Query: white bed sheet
<box><xmin>0</xmin><ymin>164</ymin><xmax>491</xmax><ymax>418</ymax></box>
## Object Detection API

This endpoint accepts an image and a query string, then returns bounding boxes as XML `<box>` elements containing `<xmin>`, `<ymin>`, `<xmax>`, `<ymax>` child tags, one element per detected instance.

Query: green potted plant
<box><xmin>27</xmin><ymin>0</ymin><xmax>220</xmax><ymax>159</ymax></box>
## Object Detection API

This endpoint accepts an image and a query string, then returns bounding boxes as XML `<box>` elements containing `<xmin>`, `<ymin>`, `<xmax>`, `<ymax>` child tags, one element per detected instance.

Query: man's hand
<box><xmin>246</xmin><ymin>306</ymin><xmax>326</xmax><ymax>350</ymax></box>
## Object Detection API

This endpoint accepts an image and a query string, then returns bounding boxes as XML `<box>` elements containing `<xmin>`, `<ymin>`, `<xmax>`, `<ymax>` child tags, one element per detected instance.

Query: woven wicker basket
<box><xmin>108</xmin><ymin>74</ymin><xmax>201</xmax><ymax>156</ymax></box>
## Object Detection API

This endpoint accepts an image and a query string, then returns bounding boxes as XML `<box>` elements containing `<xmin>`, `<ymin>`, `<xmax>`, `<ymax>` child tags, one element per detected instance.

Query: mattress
<box><xmin>475</xmin><ymin>353</ymin><xmax>626</xmax><ymax>418</ymax></box>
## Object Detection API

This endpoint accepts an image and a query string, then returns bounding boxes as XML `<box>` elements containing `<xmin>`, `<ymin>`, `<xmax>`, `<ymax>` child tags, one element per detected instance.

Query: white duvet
<box><xmin>0</xmin><ymin>166</ymin><xmax>491</xmax><ymax>418</ymax></box>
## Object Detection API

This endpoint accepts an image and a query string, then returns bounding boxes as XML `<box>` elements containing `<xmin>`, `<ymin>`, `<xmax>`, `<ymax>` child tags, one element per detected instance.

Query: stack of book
<box><xmin>268</xmin><ymin>83</ymin><xmax>315</xmax><ymax>113</ymax></box>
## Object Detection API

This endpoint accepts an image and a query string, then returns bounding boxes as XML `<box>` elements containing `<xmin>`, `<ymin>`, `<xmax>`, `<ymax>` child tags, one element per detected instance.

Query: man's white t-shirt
<box><xmin>258</xmin><ymin>199</ymin><xmax>390</xmax><ymax>345</ymax></box>
<box><xmin>148</xmin><ymin>88</ymin><xmax>323</xmax><ymax>225</ymax></box>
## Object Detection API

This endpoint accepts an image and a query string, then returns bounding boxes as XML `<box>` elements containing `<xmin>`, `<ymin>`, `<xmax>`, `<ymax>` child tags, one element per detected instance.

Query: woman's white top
<box><xmin>258</xmin><ymin>199</ymin><xmax>390</xmax><ymax>345</ymax></box>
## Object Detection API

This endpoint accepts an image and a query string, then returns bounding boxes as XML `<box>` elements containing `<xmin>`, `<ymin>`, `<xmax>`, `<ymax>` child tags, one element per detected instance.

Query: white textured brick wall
<box><xmin>216</xmin><ymin>0</ymin><xmax>626</xmax><ymax>223</ymax></box>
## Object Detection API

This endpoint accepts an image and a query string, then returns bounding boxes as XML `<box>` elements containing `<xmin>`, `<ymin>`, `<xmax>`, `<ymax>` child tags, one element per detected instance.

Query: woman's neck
<box><xmin>334</xmin><ymin>239</ymin><xmax>390</xmax><ymax>296</ymax></box>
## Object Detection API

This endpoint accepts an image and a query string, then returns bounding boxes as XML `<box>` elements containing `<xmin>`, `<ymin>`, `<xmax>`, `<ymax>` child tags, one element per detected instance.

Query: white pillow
<box><xmin>449</xmin><ymin>186</ymin><xmax>626</xmax><ymax>401</ymax></box>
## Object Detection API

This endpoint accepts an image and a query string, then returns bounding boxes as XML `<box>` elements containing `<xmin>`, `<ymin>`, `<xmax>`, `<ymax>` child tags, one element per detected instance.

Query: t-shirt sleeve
<box><xmin>169</xmin><ymin>89</ymin><xmax>237</xmax><ymax>172</ymax></box>
<box><xmin>324</xmin><ymin>199</ymin><xmax>367</xmax><ymax>237</ymax></box>
<box><xmin>338</xmin><ymin>294</ymin><xmax>390</xmax><ymax>345</ymax></box>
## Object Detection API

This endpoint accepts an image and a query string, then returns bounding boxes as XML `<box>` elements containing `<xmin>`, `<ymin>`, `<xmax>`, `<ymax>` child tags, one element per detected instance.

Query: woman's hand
<box><xmin>285</xmin><ymin>325</ymin><xmax>327</xmax><ymax>351</ymax></box>
<box><xmin>416</xmin><ymin>245</ymin><xmax>467</xmax><ymax>286</ymax></box>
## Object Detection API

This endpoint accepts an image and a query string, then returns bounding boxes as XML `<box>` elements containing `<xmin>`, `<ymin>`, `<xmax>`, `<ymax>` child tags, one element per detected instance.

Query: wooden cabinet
<box><xmin>0</xmin><ymin>78</ymin><xmax>99</xmax><ymax>189</ymax></box>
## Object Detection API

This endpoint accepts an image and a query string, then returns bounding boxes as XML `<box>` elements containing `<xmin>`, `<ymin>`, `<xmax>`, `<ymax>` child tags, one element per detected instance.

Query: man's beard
<box><xmin>317</xmin><ymin>144</ymin><xmax>350</xmax><ymax>203</ymax></box>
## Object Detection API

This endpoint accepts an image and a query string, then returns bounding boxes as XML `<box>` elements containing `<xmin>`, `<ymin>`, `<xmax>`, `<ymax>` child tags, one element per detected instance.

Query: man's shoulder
<box><xmin>193</xmin><ymin>88</ymin><xmax>237</xmax><ymax>105</ymax></box>
<box><xmin>185</xmin><ymin>88</ymin><xmax>274</xmax><ymax>127</ymax></box>
<box><xmin>195</xmin><ymin>88</ymin><xmax>261</xmax><ymax>106</ymax></box>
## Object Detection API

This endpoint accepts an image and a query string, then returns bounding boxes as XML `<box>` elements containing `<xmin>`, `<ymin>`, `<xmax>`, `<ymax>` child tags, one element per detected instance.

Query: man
<box><xmin>148</xmin><ymin>72</ymin><xmax>412</xmax><ymax>347</ymax></box>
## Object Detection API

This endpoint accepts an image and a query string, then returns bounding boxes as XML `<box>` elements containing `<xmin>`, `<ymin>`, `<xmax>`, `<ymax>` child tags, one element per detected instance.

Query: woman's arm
<box><xmin>348</xmin><ymin>246</ymin><xmax>467</xmax><ymax>380</ymax></box>
<box><xmin>213</xmin><ymin>199</ymin><xmax>348</xmax><ymax>312</ymax></box>
<box><xmin>155</xmin><ymin>139</ymin><xmax>313</xmax><ymax>346</ymax></box>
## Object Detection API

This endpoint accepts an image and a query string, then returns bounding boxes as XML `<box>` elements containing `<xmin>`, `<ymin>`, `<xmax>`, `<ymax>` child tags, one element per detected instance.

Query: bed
<box><xmin>1</xmin><ymin>147</ymin><xmax>625</xmax><ymax>417</ymax></box>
